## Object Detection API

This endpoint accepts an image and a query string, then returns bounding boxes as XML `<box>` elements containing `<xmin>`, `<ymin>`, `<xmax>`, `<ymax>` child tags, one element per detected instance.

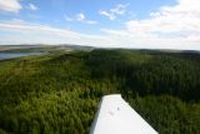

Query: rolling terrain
<box><xmin>0</xmin><ymin>48</ymin><xmax>199</xmax><ymax>134</ymax></box>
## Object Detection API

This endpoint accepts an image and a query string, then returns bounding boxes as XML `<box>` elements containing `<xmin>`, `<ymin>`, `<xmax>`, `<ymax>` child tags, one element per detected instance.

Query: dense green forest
<box><xmin>0</xmin><ymin>49</ymin><xmax>200</xmax><ymax>134</ymax></box>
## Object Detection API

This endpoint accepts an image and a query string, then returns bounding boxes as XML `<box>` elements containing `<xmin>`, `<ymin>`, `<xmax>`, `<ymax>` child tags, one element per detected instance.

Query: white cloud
<box><xmin>0</xmin><ymin>0</ymin><xmax>200</xmax><ymax>50</ymax></box>
<box><xmin>65</xmin><ymin>13</ymin><xmax>97</xmax><ymax>24</ymax></box>
<box><xmin>101</xmin><ymin>0</ymin><xmax>200</xmax><ymax>50</ymax></box>
<box><xmin>84</xmin><ymin>20</ymin><xmax>97</xmax><ymax>25</ymax></box>
<box><xmin>0</xmin><ymin>19</ymin><xmax>108</xmax><ymax>46</ymax></box>
<box><xmin>28</xmin><ymin>3</ymin><xmax>38</xmax><ymax>11</ymax></box>
<box><xmin>0</xmin><ymin>20</ymin><xmax>80</xmax><ymax>38</ymax></box>
<box><xmin>125</xmin><ymin>0</ymin><xmax>200</xmax><ymax>46</ymax></box>
<box><xmin>76</xmin><ymin>13</ymin><xmax>85</xmax><ymax>21</ymax></box>
<box><xmin>0</xmin><ymin>0</ymin><xmax>22</xmax><ymax>13</ymax></box>
<box><xmin>127</xmin><ymin>0</ymin><xmax>200</xmax><ymax>34</ymax></box>
<box><xmin>99</xmin><ymin>4</ymin><xmax>128</xmax><ymax>20</ymax></box>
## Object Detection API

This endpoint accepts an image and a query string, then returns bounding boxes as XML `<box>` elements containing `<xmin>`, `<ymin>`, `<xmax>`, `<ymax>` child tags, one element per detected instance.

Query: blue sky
<box><xmin>0</xmin><ymin>0</ymin><xmax>200</xmax><ymax>50</ymax></box>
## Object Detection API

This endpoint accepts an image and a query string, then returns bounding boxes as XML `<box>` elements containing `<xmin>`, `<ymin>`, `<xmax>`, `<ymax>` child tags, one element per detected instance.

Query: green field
<box><xmin>0</xmin><ymin>49</ymin><xmax>200</xmax><ymax>134</ymax></box>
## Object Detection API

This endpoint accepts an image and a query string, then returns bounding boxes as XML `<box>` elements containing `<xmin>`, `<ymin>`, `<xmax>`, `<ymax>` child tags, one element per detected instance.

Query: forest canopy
<box><xmin>0</xmin><ymin>49</ymin><xmax>200</xmax><ymax>134</ymax></box>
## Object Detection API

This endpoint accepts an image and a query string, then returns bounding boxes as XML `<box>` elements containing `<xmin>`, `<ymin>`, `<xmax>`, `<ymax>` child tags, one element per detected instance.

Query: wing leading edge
<box><xmin>90</xmin><ymin>94</ymin><xmax>158</xmax><ymax>134</ymax></box>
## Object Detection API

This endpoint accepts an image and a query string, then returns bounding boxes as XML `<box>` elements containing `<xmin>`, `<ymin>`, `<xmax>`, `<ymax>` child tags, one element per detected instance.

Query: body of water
<box><xmin>0</xmin><ymin>53</ymin><xmax>42</xmax><ymax>60</ymax></box>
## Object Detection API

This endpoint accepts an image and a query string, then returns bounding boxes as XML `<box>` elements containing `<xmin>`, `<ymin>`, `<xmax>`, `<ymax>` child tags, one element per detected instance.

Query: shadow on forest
<box><xmin>45</xmin><ymin>49</ymin><xmax>200</xmax><ymax>102</ymax></box>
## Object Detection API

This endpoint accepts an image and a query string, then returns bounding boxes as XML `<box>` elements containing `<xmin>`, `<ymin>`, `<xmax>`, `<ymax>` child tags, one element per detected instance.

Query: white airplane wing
<box><xmin>90</xmin><ymin>94</ymin><xmax>158</xmax><ymax>134</ymax></box>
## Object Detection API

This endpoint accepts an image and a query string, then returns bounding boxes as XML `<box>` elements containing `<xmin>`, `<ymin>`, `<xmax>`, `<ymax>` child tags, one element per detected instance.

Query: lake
<box><xmin>0</xmin><ymin>53</ymin><xmax>42</xmax><ymax>60</ymax></box>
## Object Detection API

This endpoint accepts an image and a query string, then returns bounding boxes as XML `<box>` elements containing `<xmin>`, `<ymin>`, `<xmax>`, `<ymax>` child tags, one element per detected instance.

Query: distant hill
<box><xmin>0</xmin><ymin>44</ymin><xmax>94</xmax><ymax>53</ymax></box>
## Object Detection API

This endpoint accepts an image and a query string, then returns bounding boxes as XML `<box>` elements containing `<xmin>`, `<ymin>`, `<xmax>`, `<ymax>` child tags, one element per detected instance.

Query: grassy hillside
<box><xmin>0</xmin><ymin>49</ymin><xmax>200</xmax><ymax>134</ymax></box>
